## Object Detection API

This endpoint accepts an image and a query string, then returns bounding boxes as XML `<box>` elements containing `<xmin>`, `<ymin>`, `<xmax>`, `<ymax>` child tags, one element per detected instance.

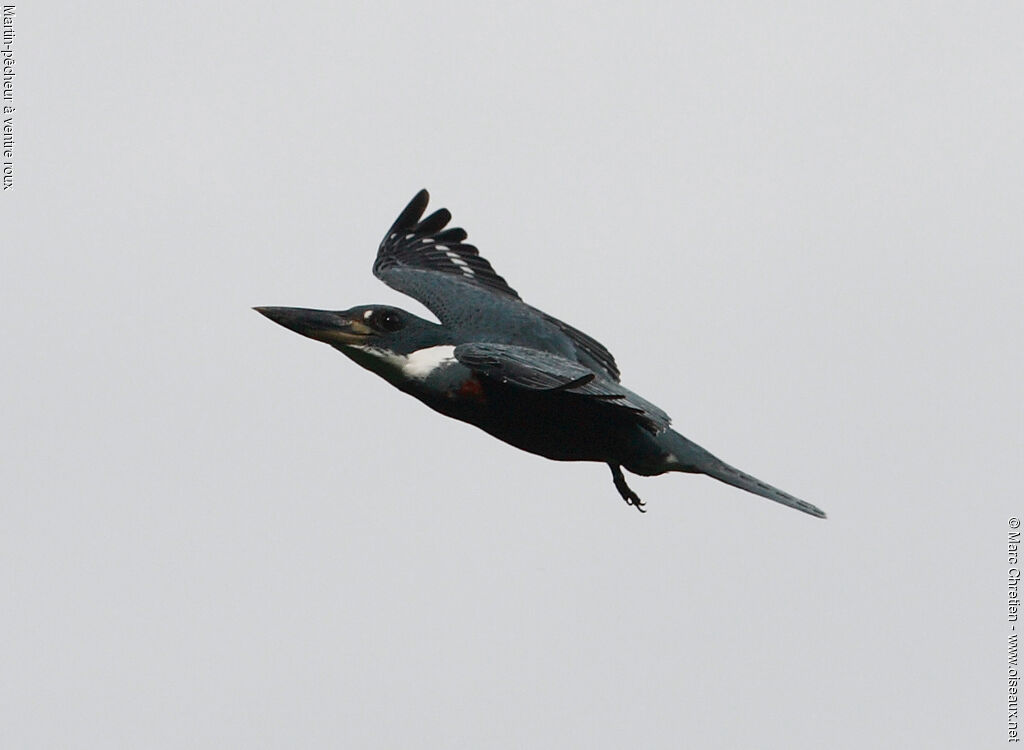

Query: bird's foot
<box><xmin>608</xmin><ymin>464</ymin><xmax>646</xmax><ymax>513</ymax></box>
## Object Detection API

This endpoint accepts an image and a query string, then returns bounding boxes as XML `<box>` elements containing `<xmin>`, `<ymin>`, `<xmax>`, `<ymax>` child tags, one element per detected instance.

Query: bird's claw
<box><xmin>609</xmin><ymin>463</ymin><xmax>647</xmax><ymax>513</ymax></box>
<box><xmin>625</xmin><ymin>492</ymin><xmax>647</xmax><ymax>513</ymax></box>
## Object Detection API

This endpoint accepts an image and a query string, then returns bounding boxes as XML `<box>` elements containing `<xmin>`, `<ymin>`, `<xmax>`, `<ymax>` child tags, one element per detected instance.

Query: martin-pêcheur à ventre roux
<box><xmin>257</xmin><ymin>190</ymin><xmax>826</xmax><ymax>519</ymax></box>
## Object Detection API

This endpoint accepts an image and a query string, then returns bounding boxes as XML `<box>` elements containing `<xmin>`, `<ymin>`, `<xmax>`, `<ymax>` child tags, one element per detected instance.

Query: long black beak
<box><xmin>253</xmin><ymin>306</ymin><xmax>373</xmax><ymax>345</ymax></box>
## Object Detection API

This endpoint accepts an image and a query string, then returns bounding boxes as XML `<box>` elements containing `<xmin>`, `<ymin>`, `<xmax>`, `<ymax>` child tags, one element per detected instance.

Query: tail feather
<box><xmin>660</xmin><ymin>430</ymin><xmax>827</xmax><ymax>519</ymax></box>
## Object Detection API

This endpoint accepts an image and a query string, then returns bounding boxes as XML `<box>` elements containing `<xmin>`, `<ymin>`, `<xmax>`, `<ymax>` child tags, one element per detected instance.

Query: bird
<box><xmin>256</xmin><ymin>190</ymin><xmax>826</xmax><ymax>519</ymax></box>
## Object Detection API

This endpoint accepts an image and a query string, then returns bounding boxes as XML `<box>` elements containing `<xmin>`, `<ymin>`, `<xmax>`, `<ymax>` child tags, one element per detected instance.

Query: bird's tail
<box><xmin>657</xmin><ymin>429</ymin><xmax>827</xmax><ymax>519</ymax></box>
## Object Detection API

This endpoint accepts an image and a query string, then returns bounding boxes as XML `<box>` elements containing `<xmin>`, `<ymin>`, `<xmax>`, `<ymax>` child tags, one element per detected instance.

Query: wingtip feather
<box><xmin>392</xmin><ymin>189</ymin><xmax>431</xmax><ymax>232</ymax></box>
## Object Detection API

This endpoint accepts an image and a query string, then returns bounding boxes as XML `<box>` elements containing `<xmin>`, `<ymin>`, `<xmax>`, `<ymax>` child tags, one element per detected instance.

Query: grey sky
<box><xmin>3</xmin><ymin>2</ymin><xmax>1021</xmax><ymax>748</ymax></box>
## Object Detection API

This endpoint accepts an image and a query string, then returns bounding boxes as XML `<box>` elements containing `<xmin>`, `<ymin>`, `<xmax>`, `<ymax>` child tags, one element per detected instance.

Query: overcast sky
<box><xmin>3</xmin><ymin>2</ymin><xmax>1022</xmax><ymax>748</ymax></box>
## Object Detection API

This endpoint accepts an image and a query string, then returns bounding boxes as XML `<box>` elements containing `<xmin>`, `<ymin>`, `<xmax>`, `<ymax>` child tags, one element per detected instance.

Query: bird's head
<box><xmin>254</xmin><ymin>305</ymin><xmax>451</xmax><ymax>384</ymax></box>
<box><xmin>254</xmin><ymin>304</ymin><xmax>447</xmax><ymax>354</ymax></box>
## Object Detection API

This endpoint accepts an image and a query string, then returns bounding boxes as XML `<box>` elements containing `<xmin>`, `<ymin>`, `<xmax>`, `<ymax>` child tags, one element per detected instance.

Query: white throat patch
<box><xmin>351</xmin><ymin>344</ymin><xmax>456</xmax><ymax>380</ymax></box>
<box><xmin>402</xmin><ymin>345</ymin><xmax>457</xmax><ymax>379</ymax></box>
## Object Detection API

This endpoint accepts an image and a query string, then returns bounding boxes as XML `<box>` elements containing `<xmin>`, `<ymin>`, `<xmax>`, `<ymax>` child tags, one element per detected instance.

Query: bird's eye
<box><xmin>373</xmin><ymin>310</ymin><xmax>404</xmax><ymax>332</ymax></box>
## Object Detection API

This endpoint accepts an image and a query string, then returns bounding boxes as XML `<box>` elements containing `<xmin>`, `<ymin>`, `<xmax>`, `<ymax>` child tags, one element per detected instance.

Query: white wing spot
<box><xmin>362</xmin><ymin>309</ymin><xmax>373</xmax><ymax>320</ymax></box>
<box><xmin>421</xmin><ymin>238</ymin><xmax>435</xmax><ymax>244</ymax></box>
<box><xmin>446</xmin><ymin>250</ymin><xmax>475</xmax><ymax>277</ymax></box>
<box><xmin>435</xmin><ymin>245</ymin><xmax>447</xmax><ymax>251</ymax></box>
<box><xmin>405</xmin><ymin>233</ymin><xmax>415</xmax><ymax>239</ymax></box>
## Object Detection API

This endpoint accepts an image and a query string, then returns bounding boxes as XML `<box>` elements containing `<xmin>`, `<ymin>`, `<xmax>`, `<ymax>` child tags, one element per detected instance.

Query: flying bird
<box><xmin>256</xmin><ymin>190</ymin><xmax>826</xmax><ymax>518</ymax></box>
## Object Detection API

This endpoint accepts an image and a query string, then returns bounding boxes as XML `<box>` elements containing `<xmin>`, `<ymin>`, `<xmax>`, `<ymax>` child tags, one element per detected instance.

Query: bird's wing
<box><xmin>453</xmin><ymin>342</ymin><xmax>670</xmax><ymax>433</ymax></box>
<box><xmin>373</xmin><ymin>190</ymin><xmax>622</xmax><ymax>382</ymax></box>
<box><xmin>373</xmin><ymin>189</ymin><xmax>521</xmax><ymax>300</ymax></box>
<box><xmin>529</xmin><ymin>309</ymin><xmax>621</xmax><ymax>382</ymax></box>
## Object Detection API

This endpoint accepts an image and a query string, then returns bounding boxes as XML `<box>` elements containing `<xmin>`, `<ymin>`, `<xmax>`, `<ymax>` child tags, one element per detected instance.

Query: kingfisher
<box><xmin>256</xmin><ymin>190</ymin><xmax>826</xmax><ymax>518</ymax></box>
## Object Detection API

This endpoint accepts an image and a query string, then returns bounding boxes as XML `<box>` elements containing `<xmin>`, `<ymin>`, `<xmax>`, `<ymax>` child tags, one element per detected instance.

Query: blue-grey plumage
<box><xmin>255</xmin><ymin>190</ymin><xmax>826</xmax><ymax>519</ymax></box>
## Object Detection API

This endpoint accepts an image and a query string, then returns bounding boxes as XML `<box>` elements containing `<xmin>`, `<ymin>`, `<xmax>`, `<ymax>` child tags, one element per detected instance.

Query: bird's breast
<box><xmin>452</xmin><ymin>374</ymin><xmax>487</xmax><ymax>403</ymax></box>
